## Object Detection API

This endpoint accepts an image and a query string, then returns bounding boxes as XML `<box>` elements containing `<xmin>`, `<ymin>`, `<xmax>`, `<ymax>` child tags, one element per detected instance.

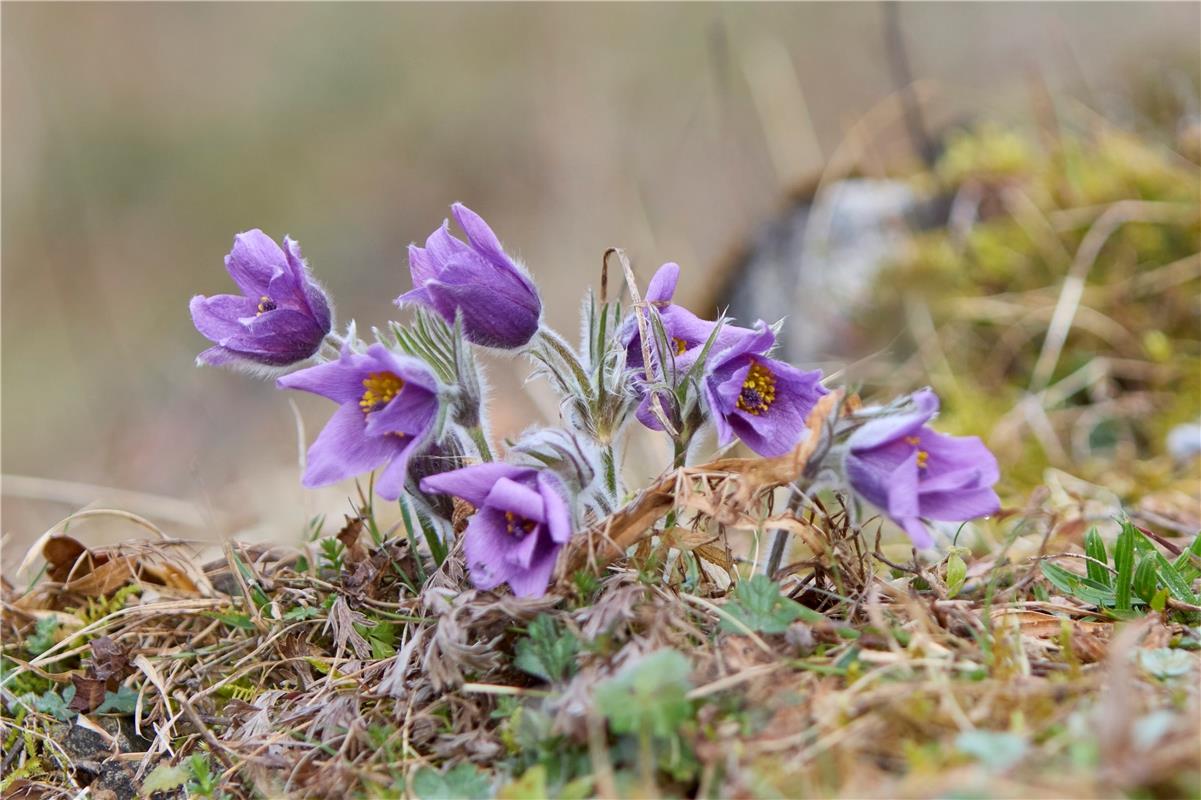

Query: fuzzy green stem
<box><xmin>466</xmin><ymin>425</ymin><xmax>494</xmax><ymax>462</ymax></box>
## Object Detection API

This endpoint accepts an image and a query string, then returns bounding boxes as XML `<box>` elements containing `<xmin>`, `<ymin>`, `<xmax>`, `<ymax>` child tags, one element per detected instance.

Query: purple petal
<box><xmin>451</xmin><ymin>203</ymin><xmax>511</xmax><ymax>268</ymax></box>
<box><xmin>225</xmin><ymin>230</ymin><xmax>286</xmax><ymax>296</ymax></box>
<box><xmin>190</xmin><ymin>294</ymin><xmax>258</xmax><ymax>342</ymax></box>
<box><xmin>364</xmin><ymin>344</ymin><xmax>440</xmax><ymax>393</ymax></box>
<box><xmin>646</xmin><ymin>262</ymin><xmax>680</xmax><ymax>304</ymax></box>
<box><xmin>484</xmin><ymin>477</ymin><xmax>548</xmax><ymax>523</ymax></box>
<box><xmin>364</xmin><ymin>388</ymin><xmax>437</xmax><ymax>439</ymax></box>
<box><xmin>898</xmin><ymin>517</ymin><xmax>935</xmax><ymax>549</ymax></box>
<box><xmin>919</xmin><ymin>485</ymin><xmax>1000</xmax><ymax>522</ymax></box>
<box><xmin>424</xmin><ymin>268</ymin><xmax>540</xmax><ymax>348</ymax></box>
<box><xmin>374</xmin><ymin>442</ymin><xmax>419</xmax><ymax>501</ymax></box>
<box><xmin>885</xmin><ymin>455</ymin><xmax>921</xmax><ymax>520</ymax></box>
<box><xmin>850</xmin><ymin>391</ymin><xmax>941</xmax><ymax>453</ymax></box>
<box><xmin>408</xmin><ymin>243</ymin><xmax>439</xmax><ymax>288</ymax></box>
<box><xmin>538</xmin><ymin>472</ymin><xmax>573</xmax><ymax>544</ymax></box>
<box><xmin>504</xmin><ymin>539</ymin><xmax>560</xmax><ymax>598</ymax></box>
<box><xmin>395</xmin><ymin>285</ymin><xmax>435</xmax><ymax>310</ymax></box>
<box><xmin>277</xmin><ymin>354</ymin><xmax>365</xmax><ymax>404</ymax></box>
<box><xmin>463</xmin><ymin>513</ymin><xmax>517</xmax><ymax>591</ymax></box>
<box><xmin>420</xmin><ymin>463</ymin><xmax>534</xmax><ymax>507</ymax></box>
<box><xmin>918</xmin><ymin>429</ymin><xmax>1000</xmax><ymax>486</ymax></box>
<box><xmin>301</xmin><ymin>403</ymin><xmax>400</xmax><ymax>488</ymax></box>
<box><xmin>195</xmin><ymin>345</ymin><xmax>238</xmax><ymax>367</ymax></box>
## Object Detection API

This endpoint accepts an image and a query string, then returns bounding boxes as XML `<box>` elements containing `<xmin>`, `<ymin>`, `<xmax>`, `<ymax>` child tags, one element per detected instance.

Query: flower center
<box><xmin>673</xmin><ymin>337</ymin><xmax>688</xmax><ymax>356</ymax></box>
<box><xmin>256</xmin><ymin>295</ymin><xmax>277</xmax><ymax>316</ymax></box>
<box><xmin>359</xmin><ymin>372</ymin><xmax>405</xmax><ymax>415</ymax></box>
<box><xmin>906</xmin><ymin>436</ymin><xmax>929</xmax><ymax>470</ymax></box>
<box><xmin>736</xmin><ymin>361</ymin><xmax>777</xmax><ymax>416</ymax></box>
<box><xmin>504</xmin><ymin>511</ymin><xmax>537</xmax><ymax>538</ymax></box>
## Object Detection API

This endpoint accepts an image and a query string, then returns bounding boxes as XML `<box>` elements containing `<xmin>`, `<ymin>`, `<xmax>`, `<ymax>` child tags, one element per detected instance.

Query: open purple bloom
<box><xmin>421</xmin><ymin>464</ymin><xmax>572</xmax><ymax>598</ymax></box>
<box><xmin>702</xmin><ymin>323</ymin><xmax>827</xmax><ymax>457</ymax></box>
<box><xmin>845</xmin><ymin>389</ymin><xmax>1001</xmax><ymax>548</ymax></box>
<box><xmin>397</xmin><ymin>203</ymin><xmax>541</xmax><ymax>349</ymax></box>
<box><xmin>277</xmin><ymin>343</ymin><xmax>439</xmax><ymax>501</ymax></box>
<box><xmin>190</xmin><ymin>230</ymin><xmax>332</xmax><ymax>369</ymax></box>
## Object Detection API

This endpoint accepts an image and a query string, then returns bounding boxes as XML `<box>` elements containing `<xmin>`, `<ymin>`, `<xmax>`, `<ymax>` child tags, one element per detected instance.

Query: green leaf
<box><xmin>206</xmin><ymin>611</ymin><xmax>256</xmax><ymax>631</ymax></box>
<box><xmin>1172</xmin><ymin>534</ymin><xmax>1201</xmax><ymax>582</ymax></box>
<box><xmin>35</xmin><ymin>685</ymin><xmax>76</xmax><ymax>721</ymax></box>
<box><xmin>413</xmin><ymin>763</ymin><xmax>492</xmax><ymax>800</ymax></box>
<box><xmin>513</xmin><ymin>615</ymin><xmax>579</xmax><ymax>683</ymax></box>
<box><xmin>1133</xmin><ymin>553</ymin><xmax>1160</xmax><ymax>603</ymax></box>
<box><xmin>1084</xmin><ymin>528</ymin><xmax>1111</xmax><ymax>587</ymax></box>
<box><xmin>26</xmin><ymin>617</ymin><xmax>60</xmax><ymax>657</ymax></box>
<box><xmin>142</xmin><ymin>763</ymin><xmax>189</xmax><ymax>794</ymax></box>
<box><xmin>96</xmin><ymin>685</ymin><xmax>138</xmax><ymax>714</ymax></box>
<box><xmin>721</xmin><ymin>575</ymin><xmax>819</xmax><ymax>634</ymax></box>
<box><xmin>497</xmin><ymin>765</ymin><xmax>547</xmax><ymax>800</ymax></box>
<box><xmin>1039</xmin><ymin>561</ymin><xmax>1116</xmax><ymax>607</ymax></box>
<box><xmin>1114</xmin><ymin>523</ymin><xmax>1136</xmax><ymax>611</ymax></box>
<box><xmin>594</xmin><ymin>649</ymin><xmax>694</xmax><ymax>739</ymax></box>
<box><xmin>946</xmin><ymin>553</ymin><xmax>967</xmax><ymax>599</ymax></box>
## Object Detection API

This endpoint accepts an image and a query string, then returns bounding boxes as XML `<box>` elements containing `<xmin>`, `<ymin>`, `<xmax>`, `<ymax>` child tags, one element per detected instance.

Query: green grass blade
<box><xmin>1083</xmin><ymin>528</ymin><xmax>1111</xmax><ymax>588</ymax></box>
<box><xmin>1114</xmin><ymin>523</ymin><xmax>1136</xmax><ymax>611</ymax></box>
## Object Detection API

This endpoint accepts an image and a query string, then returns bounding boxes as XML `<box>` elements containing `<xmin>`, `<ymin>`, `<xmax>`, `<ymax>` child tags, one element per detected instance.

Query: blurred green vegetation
<box><xmin>868</xmin><ymin>121</ymin><xmax>1200</xmax><ymax>501</ymax></box>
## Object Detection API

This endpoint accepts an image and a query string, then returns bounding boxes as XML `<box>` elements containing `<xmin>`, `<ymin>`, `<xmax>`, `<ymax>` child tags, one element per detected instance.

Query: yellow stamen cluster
<box><xmin>905</xmin><ymin>436</ymin><xmax>930</xmax><ymax>469</ymax></box>
<box><xmin>256</xmin><ymin>295</ymin><xmax>276</xmax><ymax>316</ymax></box>
<box><xmin>673</xmin><ymin>338</ymin><xmax>688</xmax><ymax>356</ymax></box>
<box><xmin>736</xmin><ymin>361</ymin><xmax>777</xmax><ymax>416</ymax></box>
<box><xmin>504</xmin><ymin>511</ymin><xmax>537</xmax><ymax>538</ymax></box>
<box><xmin>359</xmin><ymin>372</ymin><xmax>405</xmax><ymax>415</ymax></box>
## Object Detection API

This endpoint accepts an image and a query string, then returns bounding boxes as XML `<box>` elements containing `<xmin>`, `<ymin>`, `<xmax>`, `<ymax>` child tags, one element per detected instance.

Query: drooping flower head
<box><xmin>702</xmin><ymin>323</ymin><xmax>827</xmax><ymax>457</ymax></box>
<box><xmin>421</xmin><ymin>464</ymin><xmax>572</xmax><ymax>598</ymax></box>
<box><xmin>620</xmin><ymin>262</ymin><xmax>754</xmax><ymax>430</ymax></box>
<box><xmin>277</xmin><ymin>343</ymin><xmax>439</xmax><ymax>501</ymax></box>
<box><xmin>190</xmin><ymin>231</ymin><xmax>332</xmax><ymax>370</ymax></box>
<box><xmin>845</xmin><ymin>389</ymin><xmax>1000</xmax><ymax>548</ymax></box>
<box><xmin>397</xmin><ymin>203</ymin><xmax>541</xmax><ymax>349</ymax></box>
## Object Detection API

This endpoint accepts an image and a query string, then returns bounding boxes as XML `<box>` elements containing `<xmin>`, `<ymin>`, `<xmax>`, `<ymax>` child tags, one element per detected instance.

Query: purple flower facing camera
<box><xmin>702</xmin><ymin>323</ymin><xmax>827</xmax><ymax>457</ymax></box>
<box><xmin>277</xmin><ymin>343</ymin><xmax>439</xmax><ymax>501</ymax></box>
<box><xmin>421</xmin><ymin>463</ymin><xmax>572</xmax><ymax>598</ymax></box>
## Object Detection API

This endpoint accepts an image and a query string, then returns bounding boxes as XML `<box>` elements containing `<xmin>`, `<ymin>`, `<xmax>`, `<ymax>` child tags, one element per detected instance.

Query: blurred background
<box><xmin>4</xmin><ymin>3</ymin><xmax>1199</xmax><ymax>574</ymax></box>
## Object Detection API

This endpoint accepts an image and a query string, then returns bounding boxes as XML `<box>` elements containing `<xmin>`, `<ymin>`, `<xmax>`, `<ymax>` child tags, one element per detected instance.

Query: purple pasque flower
<box><xmin>190</xmin><ymin>230</ymin><xmax>332</xmax><ymax>369</ymax></box>
<box><xmin>845</xmin><ymin>389</ymin><xmax>1000</xmax><ymax>548</ymax></box>
<box><xmin>621</xmin><ymin>262</ymin><xmax>754</xmax><ymax>430</ymax></box>
<box><xmin>397</xmin><ymin>203</ymin><xmax>541</xmax><ymax>349</ymax></box>
<box><xmin>421</xmin><ymin>464</ymin><xmax>572</xmax><ymax>598</ymax></box>
<box><xmin>702</xmin><ymin>322</ymin><xmax>827</xmax><ymax>457</ymax></box>
<box><xmin>620</xmin><ymin>263</ymin><xmax>728</xmax><ymax>371</ymax></box>
<box><xmin>277</xmin><ymin>343</ymin><xmax>439</xmax><ymax>501</ymax></box>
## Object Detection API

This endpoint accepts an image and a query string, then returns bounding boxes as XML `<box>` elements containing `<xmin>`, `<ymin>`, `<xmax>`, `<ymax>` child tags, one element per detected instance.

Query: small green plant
<box><xmin>413</xmin><ymin>763</ymin><xmax>491</xmax><ymax>800</ymax></box>
<box><xmin>720</xmin><ymin>575</ymin><xmax>825</xmax><ymax>634</ymax></box>
<box><xmin>513</xmin><ymin>615</ymin><xmax>579</xmax><ymax>683</ymax></box>
<box><xmin>1040</xmin><ymin>523</ymin><xmax>1199</xmax><ymax>617</ymax></box>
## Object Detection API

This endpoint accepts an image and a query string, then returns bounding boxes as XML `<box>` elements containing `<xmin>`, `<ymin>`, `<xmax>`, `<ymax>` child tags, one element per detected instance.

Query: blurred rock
<box><xmin>719</xmin><ymin>178</ymin><xmax>947</xmax><ymax>361</ymax></box>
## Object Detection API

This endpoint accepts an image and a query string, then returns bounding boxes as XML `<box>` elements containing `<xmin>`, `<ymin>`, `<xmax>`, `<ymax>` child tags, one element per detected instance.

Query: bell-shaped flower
<box><xmin>397</xmin><ymin>203</ymin><xmax>541</xmax><ymax>349</ymax></box>
<box><xmin>421</xmin><ymin>464</ymin><xmax>572</xmax><ymax>598</ymax></box>
<box><xmin>702</xmin><ymin>323</ymin><xmax>827</xmax><ymax>457</ymax></box>
<box><xmin>277</xmin><ymin>343</ymin><xmax>439</xmax><ymax>501</ymax></box>
<box><xmin>190</xmin><ymin>231</ymin><xmax>332</xmax><ymax>370</ymax></box>
<box><xmin>845</xmin><ymin>389</ymin><xmax>1001</xmax><ymax>548</ymax></box>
